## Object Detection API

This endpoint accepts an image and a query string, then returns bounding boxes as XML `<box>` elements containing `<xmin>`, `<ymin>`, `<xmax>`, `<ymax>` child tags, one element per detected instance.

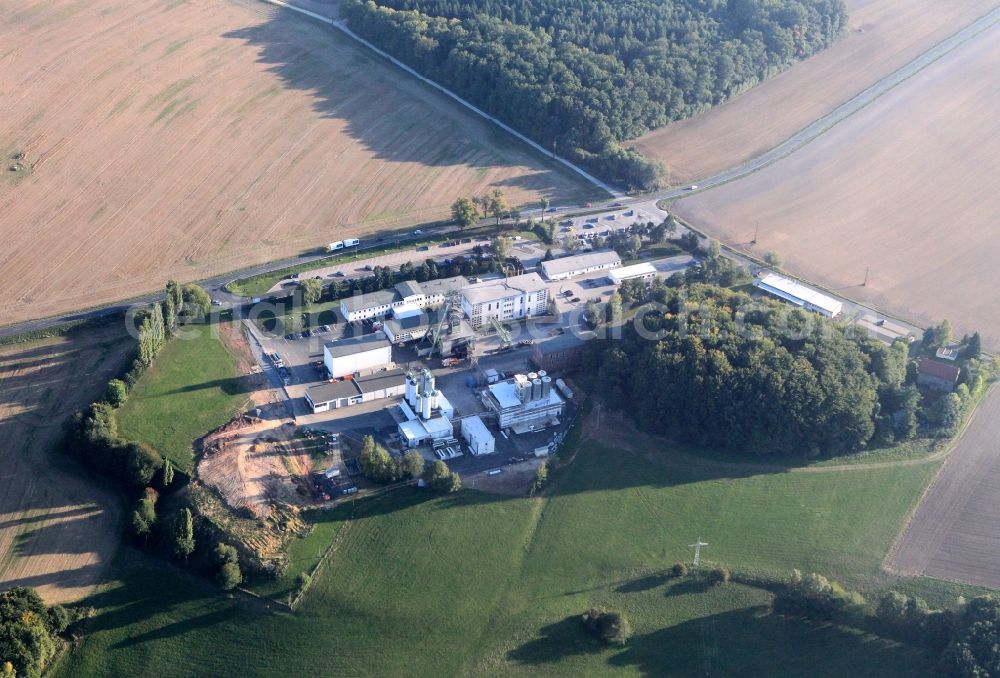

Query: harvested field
<box><xmin>0</xmin><ymin>0</ymin><xmax>591</xmax><ymax>326</ymax></box>
<box><xmin>885</xmin><ymin>388</ymin><xmax>1000</xmax><ymax>588</ymax></box>
<box><xmin>0</xmin><ymin>325</ymin><xmax>132</xmax><ymax>603</ymax></box>
<box><xmin>630</xmin><ymin>0</ymin><xmax>1000</xmax><ymax>184</ymax></box>
<box><xmin>675</xmin><ymin>20</ymin><xmax>1000</xmax><ymax>346</ymax></box>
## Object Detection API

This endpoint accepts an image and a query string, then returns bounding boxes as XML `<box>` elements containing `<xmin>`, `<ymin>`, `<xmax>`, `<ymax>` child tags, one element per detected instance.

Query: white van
<box><xmin>343</xmin><ymin>238</ymin><xmax>360</xmax><ymax>247</ymax></box>
<box><xmin>328</xmin><ymin>241</ymin><xmax>344</xmax><ymax>252</ymax></box>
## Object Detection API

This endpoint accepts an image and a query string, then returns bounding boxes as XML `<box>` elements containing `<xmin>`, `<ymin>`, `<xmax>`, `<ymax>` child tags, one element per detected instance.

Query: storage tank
<box><xmin>527</xmin><ymin>372</ymin><xmax>538</xmax><ymax>381</ymax></box>
<box><xmin>421</xmin><ymin>392</ymin><xmax>433</xmax><ymax>419</ymax></box>
<box><xmin>405</xmin><ymin>372</ymin><xmax>417</xmax><ymax>407</ymax></box>
<box><xmin>541</xmin><ymin>376</ymin><xmax>552</xmax><ymax>399</ymax></box>
<box><xmin>537</xmin><ymin>370</ymin><xmax>547</xmax><ymax>379</ymax></box>
<box><xmin>532</xmin><ymin>378</ymin><xmax>542</xmax><ymax>401</ymax></box>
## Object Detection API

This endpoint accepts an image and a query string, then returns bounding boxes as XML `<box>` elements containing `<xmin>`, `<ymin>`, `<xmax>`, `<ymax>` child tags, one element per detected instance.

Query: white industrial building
<box><xmin>305</xmin><ymin>368</ymin><xmax>406</xmax><ymax>413</ymax></box>
<box><xmin>339</xmin><ymin>276</ymin><xmax>468</xmax><ymax>322</ymax></box>
<box><xmin>397</xmin><ymin>369</ymin><xmax>455</xmax><ymax>448</ymax></box>
<box><xmin>481</xmin><ymin>371</ymin><xmax>563</xmax><ymax>433</ymax></box>
<box><xmin>608</xmin><ymin>262</ymin><xmax>657</xmax><ymax>284</ymax></box>
<box><xmin>754</xmin><ymin>273</ymin><xmax>843</xmax><ymax>318</ymax></box>
<box><xmin>461</xmin><ymin>273</ymin><xmax>549</xmax><ymax>329</ymax></box>
<box><xmin>323</xmin><ymin>334</ymin><xmax>393</xmax><ymax>379</ymax></box>
<box><xmin>460</xmin><ymin>415</ymin><xmax>495</xmax><ymax>456</ymax></box>
<box><xmin>540</xmin><ymin>250</ymin><xmax>621</xmax><ymax>281</ymax></box>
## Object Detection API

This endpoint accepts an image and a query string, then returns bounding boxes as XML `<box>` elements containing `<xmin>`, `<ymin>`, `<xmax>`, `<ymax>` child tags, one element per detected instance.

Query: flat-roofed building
<box><xmin>753</xmin><ymin>273</ymin><xmax>843</xmax><ymax>318</ymax></box>
<box><xmin>608</xmin><ymin>262</ymin><xmax>657</xmax><ymax>284</ymax></box>
<box><xmin>305</xmin><ymin>367</ymin><xmax>406</xmax><ymax>413</ymax></box>
<box><xmin>461</xmin><ymin>273</ymin><xmax>549</xmax><ymax>329</ymax></box>
<box><xmin>461</xmin><ymin>415</ymin><xmax>495</xmax><ymax>456</ymax></box>
<box><xmin>323</xmin><ymin>333</ymin><xmax>393</xmax><ymax>379</ymax></box>
<box><xmin>481</xmin><ymin>372</ymin><xmax>564</xmax><ymax>432</ymax></box>
<box><xmin>540</xmin><ymin>250</ymin><xmax>621</xmax><ymax>281</ymax></box>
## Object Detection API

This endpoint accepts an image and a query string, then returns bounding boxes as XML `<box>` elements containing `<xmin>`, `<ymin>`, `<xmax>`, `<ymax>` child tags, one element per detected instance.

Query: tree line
<box><xmin>583</xmin><ymin>279</ymin><xmax>986</xmax><ymax>457</ymax></box>
<box><xmin>341</xmin><ymin>0</ymin><xmax>847</xmax><ymax>190</ymax></box>
<box><xmin>66</xmin><ymin>281</ymin><xmax>243</xmax><ymax>592</ymax></box>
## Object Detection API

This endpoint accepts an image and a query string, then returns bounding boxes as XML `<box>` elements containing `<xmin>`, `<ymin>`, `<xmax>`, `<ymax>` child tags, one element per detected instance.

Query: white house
<box><xmin>540</xmin><ymin>250</ymin><xmax>621</xmax><ymax>281</ymax></box>
<box><xmin>461</xmin><ymin>273</ymin><xmax>549</xmax><ymax>329</ymax></box>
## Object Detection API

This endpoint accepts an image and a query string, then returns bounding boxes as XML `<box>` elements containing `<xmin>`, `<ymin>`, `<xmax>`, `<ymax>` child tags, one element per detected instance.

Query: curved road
<box><xmin>2</xmin><ymin>4</ymin><xmax>998</xmax><ymax>339</ymax></box>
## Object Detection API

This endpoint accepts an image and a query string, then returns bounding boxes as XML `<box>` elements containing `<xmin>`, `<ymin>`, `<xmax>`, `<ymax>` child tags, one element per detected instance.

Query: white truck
<box><xmin>343</xmin><ymin>238</ymin><xmax>360</xmax><ymax>247</ymax></box>
<box><xmin>327</xmin><ymin>241</ymin><xmax>344</xmax><ymax>252</ymax></box>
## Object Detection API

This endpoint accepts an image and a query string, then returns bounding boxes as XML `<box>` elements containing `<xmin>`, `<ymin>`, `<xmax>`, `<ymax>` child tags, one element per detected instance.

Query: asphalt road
<box><xmin>4</xmin><ymin>5</ymin><xmax>996</xmax><ymax>340</ymax></box>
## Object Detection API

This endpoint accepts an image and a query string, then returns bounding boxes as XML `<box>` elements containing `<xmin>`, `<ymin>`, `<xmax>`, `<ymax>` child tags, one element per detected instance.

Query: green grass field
<box><xmin>56</xmin><ymin>436</ymin><xmax>943</xmax><ymax>676</ymax></box>
<box><xmin>115</xmin><ymin>324</ymin><xmax>250</xmax><ymax>471</ymax></box>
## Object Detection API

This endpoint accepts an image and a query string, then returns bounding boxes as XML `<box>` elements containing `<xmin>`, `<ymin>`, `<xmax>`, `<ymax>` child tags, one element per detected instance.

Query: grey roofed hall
<box><xmin>394</xmin><ymin>280</ymin><xmax>423</xmax><ymax>299</ymax></box>
<box><xmin>307</xmin><ymin>379</ymin><xmax>361</xmax><ymax>403</ymax></box>
<box><xmin>356</xmin><ymin>368</ymin><xmax>406</xmax><ymax>393</ymax></box>
<box><xmin>540</xmin><ymin>250</ymin><xmax>621</xmax><ymax>277</ymax></box>
<box><xmin>324</xmin><ymin>333</ymin><xmax>391</xmax><ymax>358</ymax></box>
<box><xmin>340</xmin><ymin>289</ymin><xmax>398</xmax><ymax>314</ymax></box>
<box><xmin>417</xmin><ymin>275</ymin><xmax>468</xmax><ymax>295</ymax></box>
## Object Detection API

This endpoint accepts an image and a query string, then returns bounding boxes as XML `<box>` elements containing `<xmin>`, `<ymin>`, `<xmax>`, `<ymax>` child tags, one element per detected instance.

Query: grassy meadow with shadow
<box><xmin>115</xmin><ymin>323</ymin><xmax>250</xmax><ymax>471</ymax></box>
<box><xmin>54</xmin><ymin>435</ymin><xmax>944</xmax><ymax>676</ymax></box>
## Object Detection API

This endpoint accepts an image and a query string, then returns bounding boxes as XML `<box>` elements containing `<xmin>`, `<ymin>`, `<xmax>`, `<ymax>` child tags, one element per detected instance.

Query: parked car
<box><xmin>210</xmin><ymin>298</ymin><xmax>221</xmax><ymax>306</ymax></box>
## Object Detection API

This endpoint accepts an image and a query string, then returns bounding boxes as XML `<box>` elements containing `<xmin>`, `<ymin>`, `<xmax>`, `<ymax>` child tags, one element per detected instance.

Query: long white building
<box><xmin>461</xmin><ymin>273</ymin><xmax>549</xmax><ymax>329</ymax></box>
<box><xmin>540</xmin><ymin>250</ymin><xmax>621</xmax><ymax>281</ymax></box>
<box><xmin>754</xmin><ymin>273</ymin><xmax>843</xmax><ymax>318</ymax></box>
<box><xmin>339</xmin><ymin>276</ymin><xmax>467</xmax><ymax>322</ymax></box>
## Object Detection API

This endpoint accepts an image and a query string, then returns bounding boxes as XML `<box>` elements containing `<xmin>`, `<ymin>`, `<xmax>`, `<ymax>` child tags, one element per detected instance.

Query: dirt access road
<box><xmin>0</xmin><ymin>0</ymin><xmax>589</xmax><ymax>327</ymax></box>
<box><xmin>675</xmin><ymin>16</ymin><xmax>1000</xmax><ymax>348</ymax></box>
<box><xmin>885</xmin><ymin>388</ymin><xmax>1000</xmax><ymax>589</ymax></box>
<box><xmin>631</xmin><ymin>0</ymin><xmax>1000</xmax><ymax>184</ymax></box>
<box><xmin>0</xmin><ymin>326</ymin><xmax>133</xmax><ymax>603</ymax></box>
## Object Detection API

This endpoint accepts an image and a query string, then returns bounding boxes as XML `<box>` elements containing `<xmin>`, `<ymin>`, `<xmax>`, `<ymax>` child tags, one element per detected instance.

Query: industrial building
<box><xmin>461</xmin><ymin>273</ymin><xmax>549</xmax><ymax>329</ymax></box>
<box><xmin>608</xmin><ymin>262</ymin><xmax>657</xmax><ymax>284</ymax></box>
<box><xmin>540</xmin><ymin>250</ymin><xmax>621</xmax><ymax>281</ymax></box>
<box><xmin>530</xmin><ymin>331</ymin><xmax>594</xmax><ymax>372</ymax></box>
<box><xmin>753</xmin><ymin>273</ymin><xmax>843</xmax><ymax>318</ymax></box>
<box><xmin>397</xmin><ymin>369</ymin><xmax>455</xmax><ymax>447</ymax></box>
<box><xmin>460</xmin><ymin>415</ymin><xmax>495</xmax><ymax>456</ymax></box>
<box><xmin>481</xmin><ymin>371</ymin><xmax>564</xmax><ymax>433</ymax></box>
<box><xmin>382</xmin><ymin>307</ymin><xmax>430</xmax><ymax>344</ymax></box>
<box><xmin>339</xmin><ymin>275</ymin><xmax>468</xmax><ymax>322</ymax></box>
<box><xmin>323</xmin><ymin>333</ymin><xmax>393</xmax><ymax>379</ymax></box>
<box><xmin>305</xmin><ymin>368</ymin><xmax>406</xmax><ymax>413</ymax></box>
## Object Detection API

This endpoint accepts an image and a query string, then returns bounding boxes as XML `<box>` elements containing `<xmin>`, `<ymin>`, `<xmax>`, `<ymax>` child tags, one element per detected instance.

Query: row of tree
<box><xmin>341</xmin><ymin>0</ymin><xmax>847</xmax><ymax>189</ymax></box>
<box><xmin>359</xmin><ymin>436</ymin><xmax>461</xmax><ymax>492</ymax></box>
<box><xmin>774</xmin><ymin>570</ymin><xmax>1000</xmax><ymax>676</ymax></box>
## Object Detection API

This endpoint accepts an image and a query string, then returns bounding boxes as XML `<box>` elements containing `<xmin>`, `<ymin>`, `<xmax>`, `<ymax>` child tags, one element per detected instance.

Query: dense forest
<box><xmin>341</xmin><ymin>0</ymin><xmax>848</xmax><ymax>190</ymax></box>
<box><xmin>583</xmin><ymin>280</ymin><xmax>987</xmax><ymax>457</ymax></box>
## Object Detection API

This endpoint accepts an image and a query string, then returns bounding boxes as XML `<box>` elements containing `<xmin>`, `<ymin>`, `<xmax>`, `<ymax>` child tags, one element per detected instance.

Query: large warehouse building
<box><xmin>753</xmin><ymin>273</ymin><xmax>843</xmax><ymax>318</ymax></box>
<box><xmin>461</xmin><ymin>273</ymin><xmax>549</xmax><ymax>329</ymax></box>
<box><xmin>323</xmin><ymin>333</ymin><xmax>393</xmax><ymax>379</ymax></box>
<box><xmin>540</xmin><ymin>250</ymin><xmax>621</xmax><ymax>281</ymax></box>
<box><xmin>608</xmin><ymin>262</ymin><xmax>657</xmax><ymax>284</ymax></box>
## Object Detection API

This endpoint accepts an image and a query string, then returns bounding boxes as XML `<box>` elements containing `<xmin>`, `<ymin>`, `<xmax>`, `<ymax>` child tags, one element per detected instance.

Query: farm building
<box><xmin>481</xmin><ymin>371</ymin><xmax>564</xmax><ymax>433</ymax></box>
<box><xmin>540</xmin><ymin>250</ymin><xmax>621</xmax><ymax>281</ymax></box>
<box><xmin>917</xmin><ymin>358</ymin><xmax>961</xmax><ymax>392</ymax></box>
<box><xmin>753</xmin><ymin>273</ymin><xmax>843</xmax><ymax>317</ymax></box>
<box><xmin>531</xmin><ymin>330</ymin><xmax>594</xmax><ymax>372</ymax></box>
<box><xmin>305</xmin><ymin>368</ymin><xmax>406</xmax><ymax>413</ymax></box>
<box><xmin>339</xmin><ymin>275</ymin><xmax>468</xmax><ymax>322</ymax></box>
<box><xmin>461</xmin><ymin>273</ymin><xmax>549</xmax><ymax>329</ymax></box>
<box><xmin>460</xmin><ymin>415</ymin><xmax>495</xmax><ymax>456</ymax></box>
<box><xmin>608</xmin><ymin>262</ymin><xmax>657</xmax><ymax>284</ymax></box>
<box><xmin>323</xmin><ymin>333</ymin><xmax>393</xmax><ymax>379</ymax></box>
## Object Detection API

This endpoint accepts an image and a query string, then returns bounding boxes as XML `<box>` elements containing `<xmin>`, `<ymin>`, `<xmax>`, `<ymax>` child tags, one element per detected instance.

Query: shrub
<box><xmin>424</xmin><ymin>460</ymin><xmax>461</xmax><ymax>493</ymax></box>
<box><xmin>582</xmin><ymin>607</ymin><xmax>633</xmax><ymax>646</ymax></box>
<box><xmin>708</xmin><ymin>567</ymin><xmax>730</xmax><ymax>586</ymax></box>
<box><xmin>216</xmin><ymin>562</ymin><xmax>242</xmax><ymax>591</ymax></box>
<box><xmin>104</xmin><ymin>379</ymin><xmax>128</xmax><ymax>408</ymax></box>
<box><xmin>671</xmin><ymin>563</ymin><xmax>688</xmax><ymax>577</ymax></box>
<box><xmin>764</xmin><ymin>251</ymin><xmax>783</xmax><ymax>267</ymax></box>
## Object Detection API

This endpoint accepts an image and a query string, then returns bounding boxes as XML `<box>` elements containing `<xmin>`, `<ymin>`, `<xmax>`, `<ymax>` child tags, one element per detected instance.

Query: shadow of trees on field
<box><xmin>219</xmin><ymin>3</ymin><xmax>575</xmax><ymax>210</ymax></box>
